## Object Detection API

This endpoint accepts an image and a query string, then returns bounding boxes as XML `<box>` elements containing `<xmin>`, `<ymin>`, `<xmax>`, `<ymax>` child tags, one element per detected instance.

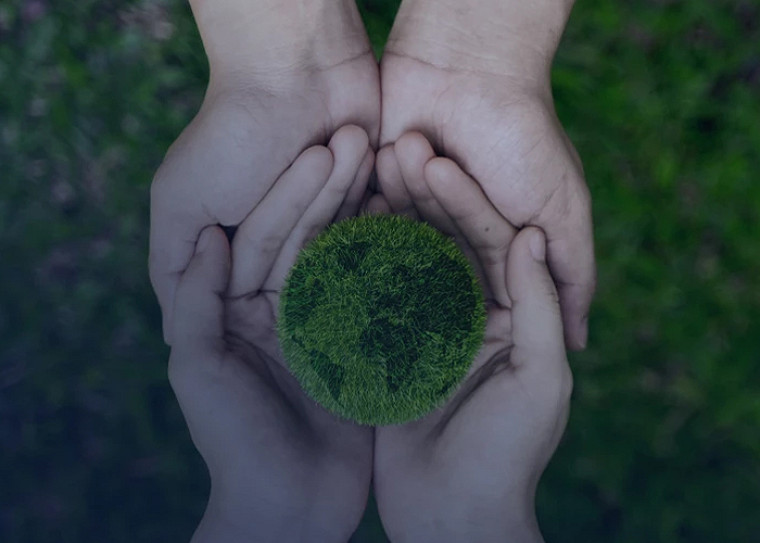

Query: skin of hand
<box><xmin>364</xmin><ymin>133</ymin><xmax>573</xmax><ymax>543</ymax></box>
<box><xmin>168</xmin><ymin>126</ymin><xmax>375</xmax><ymax>543</ymax></box>
<box><xmin>150</xmin><ymin>0</ymin><xmax>380</xmax><ymax>344</ymax></box>
<box><xmin>377</xmin><ymin>0</ymin><xmax>595</xmax><ymax>350</ymax></box>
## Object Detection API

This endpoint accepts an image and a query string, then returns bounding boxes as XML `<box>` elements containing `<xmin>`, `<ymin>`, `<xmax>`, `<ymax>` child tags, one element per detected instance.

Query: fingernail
<box><xmin>529</xmin><ymin>230</ymin><xmax>545</xmax><ymax>262</ymax></box>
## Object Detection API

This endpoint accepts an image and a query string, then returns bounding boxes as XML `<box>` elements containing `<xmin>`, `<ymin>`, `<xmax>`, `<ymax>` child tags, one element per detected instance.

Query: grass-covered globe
<box><xmin>277</xmin><ymin>214</ymin><xmax>486</xmax><ymax>425</ymax></box>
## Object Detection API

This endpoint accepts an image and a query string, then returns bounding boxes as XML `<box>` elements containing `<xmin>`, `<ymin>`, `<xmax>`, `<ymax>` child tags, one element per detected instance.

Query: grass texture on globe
<box><xmin>277</xmin><ymin>214</ymin><xmax>486</xmax><ymax>426</ymax></box>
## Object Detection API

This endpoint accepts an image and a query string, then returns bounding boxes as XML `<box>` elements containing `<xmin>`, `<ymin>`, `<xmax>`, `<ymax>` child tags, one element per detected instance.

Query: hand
<box><xmin>150</xmin><ymin>0</ymin><xmax>380</xmax><ymax>343</ymax></box>
<box><xmin>378</xmin><ymin>0</ymin><xmax>594</xmax><ymax>349</ymax></box>
<box><xmin>369</xmin><ymin>134</ymin><xmax>572</xmax><ymax>543</ymax></box>
<box><xmin>168</xmin><ymin>127</ymin><xmax>374</xmax><ymax>543</ymax></box>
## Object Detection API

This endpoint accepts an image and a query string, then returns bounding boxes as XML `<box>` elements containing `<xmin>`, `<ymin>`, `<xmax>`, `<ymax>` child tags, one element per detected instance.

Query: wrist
<box><xmin>388</xmin><ymin>0</ymin><xmax>575</xmax><ymax>84</ymax></box>
<box><xmin>190</xmin><ymin>496</ymin><xmax>258</xmax><ymax>543</ymax></box>
<box><xmin>393</xmin><ymin>515</ymin><xmax>543</xmax><ymax>543</ymax></box>
<box><xmin>190</xmin><ymin>0</ymin><xmax>371</xmax><ymax>83</ymax></box>
<box><xmin>384</xmin><ymin>490</ymin><xmax>543</xmax><ymax>543</ymax></box>
<box><xmin>193</xmin><ymin>478</ymin><xmax>353</xmax><ymax>543</ymax></box>
<box><xmin>190</xmin><ymin>487</ymin><xmax>311</xmax><ymax>543</ymax></box>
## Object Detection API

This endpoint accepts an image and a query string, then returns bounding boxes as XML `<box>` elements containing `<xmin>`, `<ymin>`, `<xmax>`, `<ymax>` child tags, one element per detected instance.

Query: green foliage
<box><xmin>540</xmin><ymin>2</ymin><xmax>760</xmax><ymax>542</ymax></box>
<box><xmin>278</xmin><ymin>215</ymin><xmax>486</xmax><ymax>425</ymax></box>
<box><xmin>1</xmin><ymin>0</ymin><xmax>758</xmax><ymax>542</ymax></box>
<box><xmin>356</xmin><ymin>0</ymin><xmax>400</xmax><ymax>58</ymax></box>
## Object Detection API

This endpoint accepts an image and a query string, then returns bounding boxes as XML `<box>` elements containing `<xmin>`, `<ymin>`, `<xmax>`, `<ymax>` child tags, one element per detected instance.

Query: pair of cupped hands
<box><xmin>150</xmin><ymin>1</ymin><xmax>593</xmax><ymax>541</ymax></box>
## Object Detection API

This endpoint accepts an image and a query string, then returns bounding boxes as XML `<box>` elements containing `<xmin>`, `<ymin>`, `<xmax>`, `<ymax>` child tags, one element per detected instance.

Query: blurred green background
<box><xmin>1</xmin><ymin>0</ymin><xmax>758</xmax><ymax>541</ymax></box>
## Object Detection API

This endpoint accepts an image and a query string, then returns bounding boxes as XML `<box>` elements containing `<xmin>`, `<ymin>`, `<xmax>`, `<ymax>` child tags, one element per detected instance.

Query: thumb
<box><xmin>170</xmin><ymin>226</ymin><xmax>230</xmax><ymax>360</ymax></box>
<box><xmin>507</xmin><ymin>227</ymin><xmax>567</xmax><ymax>373</ymax></box>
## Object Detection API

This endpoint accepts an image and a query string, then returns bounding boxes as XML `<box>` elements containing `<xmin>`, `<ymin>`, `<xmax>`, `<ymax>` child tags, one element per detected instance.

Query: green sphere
<box><xmin>277</xmin><ymin>214</ymin><xmax>486</xmax><ymax>425</ymax></box>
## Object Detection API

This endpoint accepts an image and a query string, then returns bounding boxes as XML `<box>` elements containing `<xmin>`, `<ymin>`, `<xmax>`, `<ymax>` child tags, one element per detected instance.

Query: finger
<box><xmin>541</xmin><ymin>180</ymin><xmax>595</xmax><ymax>350</ymax></box>
<box><xmin>228</xmin><ymin>145</ymin><xmax>334</xmax><ymax>297</ymax></box>
<box><xmin>394</xmin><ymin>132</ymin><xmax>459</xmax><ymax>238</ymax></box>
<box><xmin>364</xmin><ymin>193</ymin><xmax>392</xmax><ymax>215</ymax></box>
<box><xmin>171</xmin><ymin>226</ymin><xmax>230</xmax><ymax>360</ymax></box>
<box><xmin>149</xmin><ymin>103</ymin><xmax>283</xmax><ymax>346</ymax></box>
<box><xmin>149</xmin><ymin>189</ymin><xmax>207</xmax><ymax>345</ymax></box>
<box><xmin>264</xmin><ymin>125</ymin><xmax>370</xmax><ymax>291</ymax></box>
<box><xmin>425</xmin><ymin>157</ymin><xmax>517</xmax><ymax>309</ymax></box>
<box><xmin>393</xmin><ymin>133</ymin><xmax>494</xmax><ymax>302</ymax></box>
<box><xmin>507</xmin><ymin>227</ymin><xmax>567</xmax><ymax>377</ymax></box>
<box><xmin>376</xmin><ymin>144</ymin><xmax>419</xmax><ymax>220</ymax></box>
<box><xmin>333</xmin><ymin>146</ymin><xmax>375</xmax><ymax>223</ymax></box>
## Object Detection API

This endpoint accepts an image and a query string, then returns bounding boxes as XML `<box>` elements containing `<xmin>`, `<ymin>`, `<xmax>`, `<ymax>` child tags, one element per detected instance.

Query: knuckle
<box><xmin>240</xmin><ymin>227</ymin><xmax>280</xmax><ymax>257</ymax></box>
<box><xmin>256</xmin><ymin>232</ymin><xmax>283</xmax><ymax>256</ymax></box>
